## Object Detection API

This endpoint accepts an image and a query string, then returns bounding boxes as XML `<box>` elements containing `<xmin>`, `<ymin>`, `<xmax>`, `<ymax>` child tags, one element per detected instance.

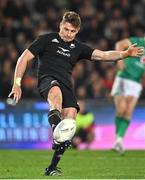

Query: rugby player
<box><xmin>111</xmin><ymin>37</ymin><xmax>145</xmax><ymax>154</ymax></box>
<box><xmin>9</xmin><ymin>11</ymin><xmax>144</xmax><ymax>175</ymax></box>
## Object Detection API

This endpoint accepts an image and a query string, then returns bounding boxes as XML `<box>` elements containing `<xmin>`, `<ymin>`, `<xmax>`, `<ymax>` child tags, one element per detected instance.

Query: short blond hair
<box><xmin>61</xmin><ymin>11</ymin><xmax>81</xmax><ymax>28</ymax></box>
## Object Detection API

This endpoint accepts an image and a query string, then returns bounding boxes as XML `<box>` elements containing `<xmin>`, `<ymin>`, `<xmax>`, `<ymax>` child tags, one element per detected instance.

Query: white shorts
<box><xmin>111</xmin><ymin>77</ymin><xmax>142</xmax><ymax>98</ymax></box>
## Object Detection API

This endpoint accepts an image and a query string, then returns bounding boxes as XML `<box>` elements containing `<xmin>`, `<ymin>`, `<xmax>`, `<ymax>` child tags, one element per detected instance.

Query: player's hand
<box><xmin>127</xmin><ymin>43</ymin><xmax>144</xmax><ymax>57</ymax></box>
<box><xmin>8</xmin><ymin>84</ymin><xmax>22</xmax><ymax>104</ymax></box>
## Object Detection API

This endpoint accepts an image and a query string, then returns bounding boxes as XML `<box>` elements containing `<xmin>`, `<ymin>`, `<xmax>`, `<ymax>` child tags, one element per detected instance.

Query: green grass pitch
<box><xmin>0</xmin><ymin>149</ymin><xmax>145</xmax><ymax>179</ymax></box>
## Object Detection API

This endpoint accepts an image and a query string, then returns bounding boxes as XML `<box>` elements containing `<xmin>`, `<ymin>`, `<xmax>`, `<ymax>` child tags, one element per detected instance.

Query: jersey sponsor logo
<box><xmin>58</xmin><ymin>46</ymin><xmax>70</xmax><ymax>52</ymax></box>
<box><xmin>57</xmin><ymin>47</ymin><xmax>71</xmax><ymax>57</ymax></box>
<box><xmin>51</xmin><ymin>38</ymin><xmax>59</xmax><ymax>43</ymax></box>
<box><xmin>57</xmin><ymin>50</ymin><xmax>71</xmax><ymax>57</ymax></box>
<box><xmin>70</xmin><ymin>43</ymin><xmax>75</xmax><ymax>48</ymax></box>
<box><xmin>140</xmin><ymin>55</ymin><xmax>145</xmax><ymax>64</ymax></box>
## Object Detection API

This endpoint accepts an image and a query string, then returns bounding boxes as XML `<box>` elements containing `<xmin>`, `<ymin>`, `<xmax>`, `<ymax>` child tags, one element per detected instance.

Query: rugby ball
<box><xmin>53</xmin><ymin>118</ymin><xmax>76</xmax><ymax>143</ymax></box>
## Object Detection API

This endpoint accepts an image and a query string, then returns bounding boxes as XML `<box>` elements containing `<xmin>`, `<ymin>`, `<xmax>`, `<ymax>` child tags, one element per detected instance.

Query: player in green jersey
<box><xmin>111</xmin><ymin>37</ymin><xmax>145</xmax><ymax>154</ymax></box>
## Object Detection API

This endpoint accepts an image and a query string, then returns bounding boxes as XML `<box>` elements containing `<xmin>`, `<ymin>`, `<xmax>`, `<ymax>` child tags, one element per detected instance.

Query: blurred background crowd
<box><xmin>0</xmin><ymin>0</ymin><xmax>145</xmax><ymax>101</ymax></box>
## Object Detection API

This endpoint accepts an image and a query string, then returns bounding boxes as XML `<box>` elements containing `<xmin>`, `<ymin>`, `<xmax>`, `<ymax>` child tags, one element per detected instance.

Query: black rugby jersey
<box><xmin>28</xmin><ymin>32</ymin><xmax>94</xmax><ymax>88</ymax></box>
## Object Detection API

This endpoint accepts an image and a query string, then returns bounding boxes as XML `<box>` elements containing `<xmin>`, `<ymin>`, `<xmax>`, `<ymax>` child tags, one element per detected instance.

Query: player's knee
<box><xmin>117</xmin><ymin>111</ymin><xmax>124</xmax><ymax>117</ymax></box>
<box><xmin>61</xmin><ymin>108</ymin><xmax>77</xmax><ymax>120</ymax></box>
<box><xmin>117</xmin><ymin>109</ymin><xmax>126</xmax><ymax>117</ymax></box>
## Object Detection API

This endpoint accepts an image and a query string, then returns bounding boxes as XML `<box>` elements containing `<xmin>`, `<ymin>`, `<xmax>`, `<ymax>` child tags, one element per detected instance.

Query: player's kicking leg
<box><xmin>44</xmin><ymin>86</ymin><xmax>63</xmax><ymax>176</ymax></box>
<box><xmin>44</xmin><ymin>86</ymin><xmax>77</xmax><ymax>176</ymax></box>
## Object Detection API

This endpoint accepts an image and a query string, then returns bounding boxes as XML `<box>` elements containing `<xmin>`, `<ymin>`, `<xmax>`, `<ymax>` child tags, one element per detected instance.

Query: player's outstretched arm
<box><xmin>115</xmin><ymin>38</ymin><xmax>132</xmax><ymax>70</ymax></box>
<box><xmin>8</xmin><ymin>49</ymin><xmax>34</xmax><ymax>104</ymax></box>
<box><xmin>91</xmin><ymin>43</ymin><xmax>144</xmax><ymax>61</ymax></box>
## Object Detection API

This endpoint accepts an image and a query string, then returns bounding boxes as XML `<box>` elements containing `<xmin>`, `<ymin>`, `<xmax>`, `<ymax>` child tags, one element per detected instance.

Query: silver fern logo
<box><xmin>51</xmin><ymin>38</ymin><xmax>59</xmax><ymax>43</ymax></box>
<box><xmin>70</xmin><ymin>43</ymin><xmax>75</xmax><ymax>48</ymax></box>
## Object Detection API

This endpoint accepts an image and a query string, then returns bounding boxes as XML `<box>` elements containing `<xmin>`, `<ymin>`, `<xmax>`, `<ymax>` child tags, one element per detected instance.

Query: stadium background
<box><xmin>0</xmin><ymin>0</ymin><xmax>145</xmax><ymax>150</ymax></box>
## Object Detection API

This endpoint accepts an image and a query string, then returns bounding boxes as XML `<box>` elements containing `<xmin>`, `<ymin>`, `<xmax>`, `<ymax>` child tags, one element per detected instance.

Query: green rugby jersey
<box><xmin>117</xmin><ymin>37</ymin><xmax>145</xmax><ymax>82</ymax></box>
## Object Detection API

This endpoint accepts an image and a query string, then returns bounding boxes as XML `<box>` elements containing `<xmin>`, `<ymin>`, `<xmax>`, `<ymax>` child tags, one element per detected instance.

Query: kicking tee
<box><xmin>28</xmin><ymin>32</ymin><xmax>94</xmax><ymax>88</ymax></box>
<box><xmin>117</xmin><ymin>37</ymin><xmax>145</xmax><ymax>82</ymax></box>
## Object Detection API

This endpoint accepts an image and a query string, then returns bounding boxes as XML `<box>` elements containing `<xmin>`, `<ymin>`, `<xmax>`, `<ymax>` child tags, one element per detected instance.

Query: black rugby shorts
<box><xmin>38</xmin><ymin>76</ymin><xmax>80</xmax><ymax>112</ymax></box>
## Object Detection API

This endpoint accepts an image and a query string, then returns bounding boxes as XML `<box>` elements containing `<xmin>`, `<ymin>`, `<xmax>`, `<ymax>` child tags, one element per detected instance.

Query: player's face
<box><xmin>59</xmin><ymin>22</ymin><xmax>80</xmax><ymax>42</ymax></box>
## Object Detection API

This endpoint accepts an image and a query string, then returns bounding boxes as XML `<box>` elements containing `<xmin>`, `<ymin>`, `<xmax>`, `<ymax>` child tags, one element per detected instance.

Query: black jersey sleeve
<box><xmin>28</xmin><ymin>34</ymin><xmax>48</xmax><ymax>56</ymax></box>
<box><xmin>78</xmin><ymin>43</ymin><xmax>94</xmax><ymax>60</ymax></box>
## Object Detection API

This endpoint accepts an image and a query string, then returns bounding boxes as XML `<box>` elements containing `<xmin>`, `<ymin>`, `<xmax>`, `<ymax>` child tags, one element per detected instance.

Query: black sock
<box><xmin>48</xmin><ymin>109</ymin><xmax>61</xmax><ymax>131</ymax></box>
<box><xmin>49</xmin><ymin>142</ymin><xmax>66</xmax><ymax>169</ymax></box>
<box><xmin>48</xmin><ymin>141</ymin><xmax>70</xmax><ymax>170</ymax></box>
